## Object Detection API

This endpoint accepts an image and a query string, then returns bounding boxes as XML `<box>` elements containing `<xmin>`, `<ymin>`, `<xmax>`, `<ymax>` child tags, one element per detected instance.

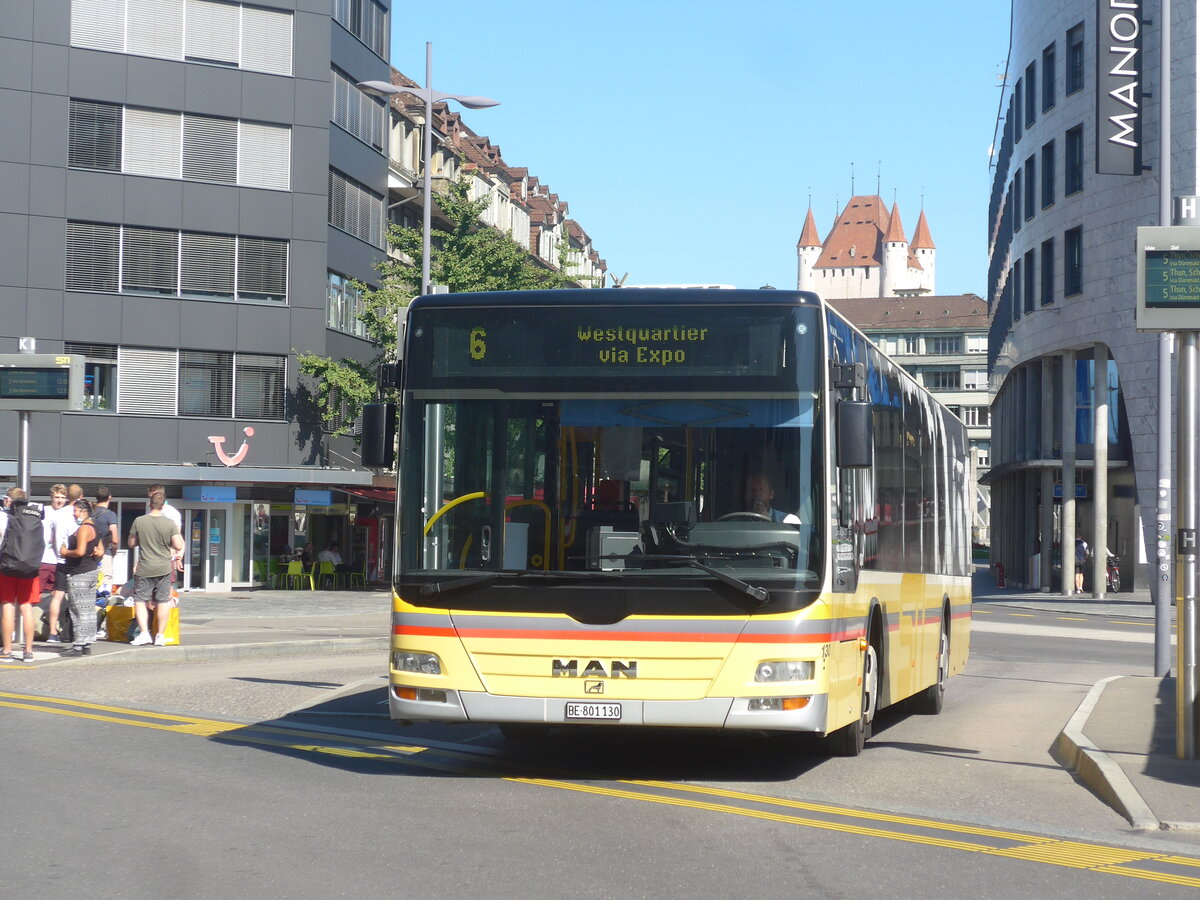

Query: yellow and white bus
<box><xmin>376</xmin><ymin>288</ymin><xmax>971</xmax><ymax>755</ymax></box>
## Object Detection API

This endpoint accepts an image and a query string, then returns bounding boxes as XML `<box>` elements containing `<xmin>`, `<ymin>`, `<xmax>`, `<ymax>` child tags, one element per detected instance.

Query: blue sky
<box><xmin>391</xmin><ymin>1</ymin><xmax>1011</xmax><ymax>296</ymax></box>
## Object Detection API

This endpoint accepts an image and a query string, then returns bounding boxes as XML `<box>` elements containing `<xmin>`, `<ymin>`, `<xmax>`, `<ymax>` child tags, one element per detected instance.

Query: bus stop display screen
<box><xmin>417</xmin><ymin>307</ymin><xmax>808</xmax><ymax>381</ymax></box>
<box><xmin>0</xmin><ymin>367</ymin><xmax>70</xmax><ymax>400</ymax></box>
<box><xmin>1144</xmin><ymin>249</ymin><xmax>1200</xmax><ymax>308</ymax></box>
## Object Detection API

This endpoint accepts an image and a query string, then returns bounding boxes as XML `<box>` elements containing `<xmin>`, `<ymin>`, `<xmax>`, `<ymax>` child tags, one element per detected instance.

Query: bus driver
<box><xmin>742</xmin><ymin>473</ymin><xmax>801</xmax><ymax>525</ymax></box>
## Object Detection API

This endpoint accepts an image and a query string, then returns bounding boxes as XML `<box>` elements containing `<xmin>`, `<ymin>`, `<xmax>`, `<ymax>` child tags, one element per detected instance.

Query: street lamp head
<box><xmin>449</xmin><ymin>95</ymin><xmax>500</xmax><ymax>110</ymax></box>
<box><xmin>356</xmin><ymin>80</ymin><xmax>407</xmax><ymax>96</ymax></box>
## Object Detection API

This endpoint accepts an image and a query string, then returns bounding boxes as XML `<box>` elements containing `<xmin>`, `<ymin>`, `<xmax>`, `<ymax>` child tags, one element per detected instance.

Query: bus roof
<box><xmin>407</xmin><ymin>288</ymin><xmax>823</xmax><ymax>311</ymax></box>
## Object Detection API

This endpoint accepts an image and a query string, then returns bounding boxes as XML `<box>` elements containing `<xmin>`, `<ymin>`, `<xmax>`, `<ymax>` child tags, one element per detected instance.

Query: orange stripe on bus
<box><xmin>393</xmin><ymin>625</ymin><xmax>859</xmax><ymax>644</ymax></box>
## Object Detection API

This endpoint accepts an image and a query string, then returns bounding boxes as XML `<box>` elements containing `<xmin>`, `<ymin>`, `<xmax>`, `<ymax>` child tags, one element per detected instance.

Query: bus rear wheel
<box><xmin>911</xmin><ymin>622</ymin><xmax>949</xmax><ymax>715</ymax></box>
<box><xmin>823</xmin><ymin>641</ymin><xmax>877</xmax><ymax>757</ymax></box>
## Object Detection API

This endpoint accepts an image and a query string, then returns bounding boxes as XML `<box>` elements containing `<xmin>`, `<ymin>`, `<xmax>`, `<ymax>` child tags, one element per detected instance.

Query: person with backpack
<box><xmin>0</xmin><ymin>487</ymin><xmax>47</xmax><ymax>663</ymax></box>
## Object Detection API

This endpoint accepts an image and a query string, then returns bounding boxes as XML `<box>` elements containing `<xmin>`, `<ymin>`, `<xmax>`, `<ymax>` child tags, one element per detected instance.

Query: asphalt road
<box><xmin>3</xmin><ymin>613</ymin><xmax>1198</xmax><ymax>898</ymax></box>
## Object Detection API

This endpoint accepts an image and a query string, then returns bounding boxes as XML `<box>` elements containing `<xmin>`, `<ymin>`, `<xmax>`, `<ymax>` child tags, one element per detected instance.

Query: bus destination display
<box><xmin>0</xmin><ymin>366</ymin><xmax>70</xmax><ymax>400</ymax></box>
<box><xmin>423</xmin><ymin>309</ymin><xmax>803</xmax><ymax>380</ymax></box>
<box><xmin>1144</xmin><ymin>249</ymin><xmax>1200</xmax><ymax>308</ymax></box>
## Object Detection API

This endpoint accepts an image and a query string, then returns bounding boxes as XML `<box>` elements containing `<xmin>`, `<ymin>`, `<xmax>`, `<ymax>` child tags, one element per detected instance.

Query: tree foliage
<box><xmin>298</xmin><ymin>173</ymin><xmax>587</xmax><ymax>439</ymax></box>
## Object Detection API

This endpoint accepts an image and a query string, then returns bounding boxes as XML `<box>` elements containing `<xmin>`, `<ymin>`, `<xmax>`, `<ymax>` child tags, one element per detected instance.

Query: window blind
<box><xmin>126</xmin><ymin>0</ymin><xmax>184</xmax><ymax>60</ymax></box>
<box><xmin>179</xmin><ymin>350</ymin><xmax>233</xmax><ymax>417</ymax></box>
<box><xmin>184</xmin><ymin>0</ymin><xmax>239</xmax><ymax>66</ymax></box>
<box><xmin>237</xmin><ymin>237</ymin><xmax>287</xmax><ymax>302</ymax></box>
<box><xmin>122</xmin><ymin>226</ymin><xmax>179</xmax><ymax>294</ymax></box>
<box><xmin>180</xmin><ymin>231</ymin><xmax>236</xmax><ymax>298</ymax></box>
<box><xmin>65</xmin><ymin>222</ymin><xmax>120</xmax><ymax>292</ymax></box>
<box><xmin>240</xmin><ymin>5</ymin><xmax>292</xmax><ymax>76</ymax></box>
<box><xmin>68</xmin><ymin>100</ymin><xmax>123</xmax><ymax>171</ymax></box>
<box><xmin>117</xmin><ymin>346</ymin><xmax>178</xmax><ymax>416</ymax></box>
<box><xmin>238</xmin><ymin>121</ymin><xmax>290</xmax><ymax>190</ymax></box>
<box><xmin>182</xmin><ymin>114</ymin><xmax>237</xmax><ymax>182</ymax></box>
<box><xmin>234</xmin><ymin>353</ymin><xmax>286</xmax><ymax>419</ymax></box>
<box><xmin>123</xmin><ymin>107</ymin><xmax>182</xmax><ymax>178</ymax></box>
<box><xmin>70</xmin><ymin>0</ymin><xmax>126</xmax><ymax>53</ymax></box>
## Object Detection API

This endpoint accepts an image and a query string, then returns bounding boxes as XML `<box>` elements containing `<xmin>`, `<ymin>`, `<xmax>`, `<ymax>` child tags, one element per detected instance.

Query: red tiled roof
<box><xmin>884</xmin><ymin>203</ymin><xmax>907</xmax><ymax>243</ymax></box>
<box><xmin>911</xmin><ymin>209</ymin><xmax>936</xmax><ymax>249</ymax></box>
<box><xmin>813</xmin><ymin>195</ymin><xmax>891</xmax><ymax>269</ymax></box>
<box><xmin>826</xmin><ymin>293</ymin><xmax>987</xmax><ymax>329</ymax></box>
<box><xmin>797</xmin><ymin>207</ymin><xmax>821</xmax><ymax>248</ymax></box>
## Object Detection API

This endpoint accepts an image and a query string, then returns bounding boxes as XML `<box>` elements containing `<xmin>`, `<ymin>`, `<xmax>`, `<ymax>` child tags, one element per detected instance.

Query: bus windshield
<box><xmin>398</xmin><ymin>302</ymin><xmax>825</xmax><ymax>603</ymax></box>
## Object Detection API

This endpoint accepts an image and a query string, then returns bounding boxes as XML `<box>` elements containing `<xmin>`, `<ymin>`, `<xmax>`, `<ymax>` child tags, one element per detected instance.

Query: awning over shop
<box><xmin>340</xmin><ymin>487</ymin><xmax>397</xmax><ymax>504</ymax></box>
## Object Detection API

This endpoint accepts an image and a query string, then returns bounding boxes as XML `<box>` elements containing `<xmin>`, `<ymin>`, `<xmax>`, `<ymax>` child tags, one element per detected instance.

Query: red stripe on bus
<box><xmin>393</xmin><ymin>625</ymin><xmax>861</xmax><ymax>644</ymax></box>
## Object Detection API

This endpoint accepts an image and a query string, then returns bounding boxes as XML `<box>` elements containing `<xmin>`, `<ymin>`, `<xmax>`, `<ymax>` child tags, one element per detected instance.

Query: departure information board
<box><xmin>1136</xmin><ymin>227</ymin><xmax>1200</xmax><ymax>331</ymax></box>
<box><xmin>1144</xmin><ymin>249</ymin><xmax>1200</xmax><ymax>308</ymax></box>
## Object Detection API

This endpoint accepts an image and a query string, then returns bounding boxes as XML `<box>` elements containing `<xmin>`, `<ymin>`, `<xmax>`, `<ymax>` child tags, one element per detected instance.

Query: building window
<box><xmin>1013</xmin><ymin>259</ymin><xmax>1022</xmax><ymax>321</ymax></box>
<box><xmin>925</xmin><ymin>369</ymin><xmax>961</xmax><ymax>391</ymax></box>
<box><xmin>65</xmin><ymin>221</ymin><xmax>288</xmax><ymax>304</ymax></box>
<box><xmin>327</xmin><ymin>271</ymin><xmax>370</xmax><ymax>338</ymax></box>
<box><xmin>929</xmin><ymin>335</ymin><xmax>961</xmax><ymax>355</ymax></box>
<box><xmin>70</xmin><ymin>0</ymin><xmax>293</xmax><ymax>76</ymax></box>
<box><xmin>1066</xmin><ymin>23</ymin><xmax>1085</xmax><ymax>95</ymax></box>
<box><xmin>1065</xmin><ymin>125</ymin><xmax>1084</xmax><ymax>195</ymax></box>
<box><xmin>962</xmin><ymin>406</ymin><xmax>990</xmax><ymax>427</ymax></box>
<box><xmin>1042</xmin><ymin>43</ymin><xmax>1056</xmax><ymax>111</ymax></box>
<box><xmin>1024</xmin><ymin>249</ymin><xmax>1036</xmax><ymax>314</ymax></box>
<box><xmin>332</xmin><ymin>0</ymin><xmax>388</xmax><ymax>58</ymax></box>
<box><xmin>70</xmin><ymin>100</ymin><xmax>291</xmax><ymax>190</ymax></box>
<box><xmin>1014</xmin><ymin>78</ymin><xmax>1023</xmax><ymax>143</ymax></box>
<box><xmin>331</xmin><ymin>68</ymin><xmax>386</xmax><ymax>152</ymax></box>
<box><xmin>179</xmin><ymin>350</ymin><xmax>233</xmax><ymax>418</ymax></box>
<box><xmin>1024</xmin><ymin>156</ymin><xmax>1036</xmax><ymax>221</ymax></box>
<box><xmin>64</xmin><ymin>342</ymin><xmax>117</xmax><ymax>412</ymax></box>
<box><xmin>904</xmin><ymin>336</ymin><xmax>920</xmax><ymax>354</ymax></box>
<box><xmin>963</xmin><ymin>369</ymin><xmax>988</xmax><ymax>391</ymax></box>
<box><xmin>1025</xmin><ymin>61</ymin><xmax>1037</xmax><ymax>128</ymax></box>
<box><xmin>234</xmin><ymin>353</ymin><xmax>286</xmax><ymax>420</ymax></box>
<box><xmin>67</xmin><ymin>100</ymin><xmax>122</xmax><ymax>170</ymax></box>
<box><xmin>966</xmin><ymin>334</ymin><xmax>987</xmax><ymax>353</ymax></box>
<box><xmin>1041</xmin><ymin>238</ymin><xmax>1055</xmax><ymax>305</ymax></box>
<box><xmin>1013</xmin><ymin>169</ymin><xmax>1023</xmax><ymax>231</ymax></box>
<box><xmin>328</xmin><ymin>170</ymin><xmax>385</xmax><ymax>248</ymax></box>
<box><xmin>1041</xmin><ymin>140</ymin><xmax>1055</xmax><ymax>208</ymax></box>
<box><xmin>1065</xmin><ymin>226</ymin><xmax>1083</xmax><ymax>295</ymax></box>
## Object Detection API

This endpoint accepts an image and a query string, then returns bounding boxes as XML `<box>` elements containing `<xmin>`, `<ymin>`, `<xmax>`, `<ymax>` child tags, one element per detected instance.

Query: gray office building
<box><xmin>0</xmin><ymin>0</ymin><xmax>392</xmax><ymax>590</ymax></box>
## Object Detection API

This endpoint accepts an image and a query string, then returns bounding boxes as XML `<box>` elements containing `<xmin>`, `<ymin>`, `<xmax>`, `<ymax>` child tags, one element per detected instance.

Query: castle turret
<box><xmin>911</xmin><ymin>209</ymin><xmax>936</xmax><ymax>294</ymax></box>
<box><xmin>796</xmin><ymin>207</ymin><xmax>822</xmax><ymax>291</ymax></box>
<box><xmin>880</xmin><ymin>203</ymin><xmax>909</xmax><ymax>297</ymax></box>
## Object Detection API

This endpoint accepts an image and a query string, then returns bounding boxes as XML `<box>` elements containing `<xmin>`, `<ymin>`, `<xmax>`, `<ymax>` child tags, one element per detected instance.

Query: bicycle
<box><xmin>1106</xmin><ymin>555</ymin><xmax>1121</xmax><ymax>593</ymax></box>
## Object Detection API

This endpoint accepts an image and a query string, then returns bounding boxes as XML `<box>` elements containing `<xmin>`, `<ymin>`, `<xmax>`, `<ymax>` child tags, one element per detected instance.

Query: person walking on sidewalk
<box><xmin>58</xmin><ymin>498</ymin><xmax>103</xmax><ymax>656</ymax></box>
<box><xmin>0</xmin><ymin>488</ymin><xmax>46</xmax><ymax>663</ymax></box>
<box><xmin>127</xmin><ymin>492</ymin><xmax>183</xmax><ymax>646</ymax></box>
<box><xmin>1074</xmin><ymin>534</ymin><xmax>1090</xmax><ymax>594</ymax></box>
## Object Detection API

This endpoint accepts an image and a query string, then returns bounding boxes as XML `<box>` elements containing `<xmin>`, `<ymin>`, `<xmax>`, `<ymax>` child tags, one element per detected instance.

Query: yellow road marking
<box><xmin>3</xmin><ymin>690</ymin><xmax>1200</xmax><ymax>888</ymax></box>
<box><xmin>1057</xmin><ymin>617</ymin><xmax>1087</xmax><ymax>622</ymax></box>
<box><xmin>1008</xmin><ymin>613</ymin><xmax>1037</xmax><ymax>618</ymax></box>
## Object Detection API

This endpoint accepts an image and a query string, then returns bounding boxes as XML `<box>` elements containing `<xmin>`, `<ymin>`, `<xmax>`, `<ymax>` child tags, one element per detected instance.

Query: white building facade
<box><xmin>985</xmin><ymin>0</ymin><xmax>1193</xmax><ymax>593</ymax></box>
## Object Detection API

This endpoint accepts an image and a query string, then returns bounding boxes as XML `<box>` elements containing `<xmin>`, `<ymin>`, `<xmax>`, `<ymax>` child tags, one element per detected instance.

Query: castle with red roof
<box><xmin>796</xmin><ymin>195</ymin><xmax>936</xmax><ymax>299</ymax></box>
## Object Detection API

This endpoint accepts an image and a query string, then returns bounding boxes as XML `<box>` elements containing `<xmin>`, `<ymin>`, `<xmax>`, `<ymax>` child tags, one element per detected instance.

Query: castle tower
<box><xmin>796</xmin><ymin>207</ymin><xmax>822</xmax><ymax>292</ymax></box>
<box><xmin>880</xmin><ymin>203</ymin><xmax>909</xmax><ymax>297</ymax></box>
<box><xmin>911</xmin><ymin>209</ymin><xmax>937</xmax><ymax>294</ymax></box>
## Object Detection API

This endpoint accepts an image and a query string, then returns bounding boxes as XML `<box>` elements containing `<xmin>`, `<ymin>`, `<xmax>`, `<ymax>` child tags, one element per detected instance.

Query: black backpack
<box><xmin>0</xmin><ymin>500</ymin><xmax>46</xmax><ymax>579</ymax></box>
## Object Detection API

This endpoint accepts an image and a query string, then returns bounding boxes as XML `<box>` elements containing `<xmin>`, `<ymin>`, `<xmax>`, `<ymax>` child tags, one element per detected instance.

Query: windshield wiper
<box><xmin>635</xmin><ymin>554</ymin><xmax>769</xmax><ymax>607</ymax></box>
<box><xmin>418</xmin><ymin>570</ymin><xmax>615</xmax><ymax>599</ymax></box>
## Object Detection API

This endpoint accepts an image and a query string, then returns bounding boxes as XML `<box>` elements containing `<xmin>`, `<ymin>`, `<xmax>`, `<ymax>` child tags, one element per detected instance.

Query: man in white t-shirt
<box><xmin>44</xmin><ymin>483</ymin><xmax>82</xmax><ymax>643</ymax></box>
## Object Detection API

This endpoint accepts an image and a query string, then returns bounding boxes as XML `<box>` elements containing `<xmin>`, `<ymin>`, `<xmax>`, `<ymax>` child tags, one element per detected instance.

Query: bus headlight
<box><xmin>392</xmin><ymin>651</ymin><xmax>442</xmax><ymax>675</ymax></box>
<box><xmin>755</xmin><ymin>660</ymin><xmax>814</xmax><ymax>683</ymax></box>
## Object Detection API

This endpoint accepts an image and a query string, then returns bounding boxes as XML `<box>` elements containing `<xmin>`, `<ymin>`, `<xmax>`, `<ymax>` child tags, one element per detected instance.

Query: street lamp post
<box><xmin>359</xmin><ymin>42</ymin><xmax>499</xmax><ymax>296</ymax></box>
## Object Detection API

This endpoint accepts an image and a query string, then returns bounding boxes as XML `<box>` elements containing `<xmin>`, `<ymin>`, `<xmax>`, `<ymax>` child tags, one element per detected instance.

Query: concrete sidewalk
<box><xmin>974</xmin><ymin>567</ymin><xmax>1200</xmax><ymax>833</ymax></box>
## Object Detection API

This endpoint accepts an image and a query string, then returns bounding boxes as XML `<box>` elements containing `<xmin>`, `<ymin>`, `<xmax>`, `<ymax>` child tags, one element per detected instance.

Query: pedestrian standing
<box><xmin>41</xmin><ymin>483</ymin><xmax>72</xmax><ymax>642</ymax></box>
<box><xmin>59</xmin><ymin>498</ymin><xmax>102</xmax><ymax>656</ymax></box>
<box><xmin>91</xmin><ymin>486</ymin><xmax>119</xmax><ymax>596</ymax></box>
<box><xmin>147</xmin><ymin>483</ymin><xmax>183</xmax><ymax>579</ymax></box>
<box><xmin>1074</xmin><ymin>534</ymin><xmax>1090</xmax><ymax>594</ymax></box>
<box><xmin>128</xmin><ymin>492</ymin><xmax>183</xmax><ymax>646</ymax></box>
<box><xmin>0</xmin><ymin>488</ymin><xmax>46</xmax><ymax>663</ymax></box>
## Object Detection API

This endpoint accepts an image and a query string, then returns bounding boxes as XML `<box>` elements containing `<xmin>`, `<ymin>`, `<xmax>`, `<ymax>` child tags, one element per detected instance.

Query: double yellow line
<box><xmin>2</xmin><ymin>690</ymin><xmax>1198</xmax><ymax>888</ymax></box>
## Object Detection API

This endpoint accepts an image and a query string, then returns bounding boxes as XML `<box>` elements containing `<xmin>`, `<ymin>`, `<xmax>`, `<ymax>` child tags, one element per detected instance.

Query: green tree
<box><xmin>298</xmin><ymin>173</ymin><xmax>588</xmax><ymax>439</ymax></box>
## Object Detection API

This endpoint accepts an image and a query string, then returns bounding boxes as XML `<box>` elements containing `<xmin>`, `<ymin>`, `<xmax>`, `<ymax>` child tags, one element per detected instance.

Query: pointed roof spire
<box><xmin>884</xmin><ymin>203</ymin><xmax>907</xmax><ymax>243</ymax></box>
<box><xmin>797</xmin><ymin>207</ymin><xmax>821</xmax><ymax>248</ymax></box>
<box><xmin>911</xmin><ymin>209</ymin><xmax>936</xmax><ymax>249</ymax></box>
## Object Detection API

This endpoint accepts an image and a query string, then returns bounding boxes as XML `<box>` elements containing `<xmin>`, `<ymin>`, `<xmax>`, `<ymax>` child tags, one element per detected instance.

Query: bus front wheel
<box><xmin>911</xmin><ymin>621</ymin><xmax>949</xmax><ymax>715</ymax></box>
<box><xmin>823</xmin><ymin>640</ymin><xmax>878</xmax><ymax>757</ymax></box>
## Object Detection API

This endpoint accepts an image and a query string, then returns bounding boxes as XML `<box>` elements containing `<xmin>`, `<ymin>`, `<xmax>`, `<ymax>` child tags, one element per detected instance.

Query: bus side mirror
<box><xmin>360</xmin><ymin>402</ymin><xmax>396</xmax><ymax>468</ymax></box>
<box><xmin>836</xmin><ymin>401</ymin><xmax>873</xmax><ymax>469</ymax></box>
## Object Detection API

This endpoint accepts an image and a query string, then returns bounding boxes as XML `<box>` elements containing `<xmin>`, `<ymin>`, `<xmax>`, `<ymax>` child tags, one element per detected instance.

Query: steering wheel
<box><xmin>718</xmin><ymin>511</ymin><xmax>772</xmax><ymax>522</ymax></box>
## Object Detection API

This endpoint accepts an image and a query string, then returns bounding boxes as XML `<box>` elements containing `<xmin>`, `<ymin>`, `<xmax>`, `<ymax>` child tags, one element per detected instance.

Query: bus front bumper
<box><xmin>389</xmin><ymin>686</ymin><xmax>828</xmax><ymax>732</ymax></box>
